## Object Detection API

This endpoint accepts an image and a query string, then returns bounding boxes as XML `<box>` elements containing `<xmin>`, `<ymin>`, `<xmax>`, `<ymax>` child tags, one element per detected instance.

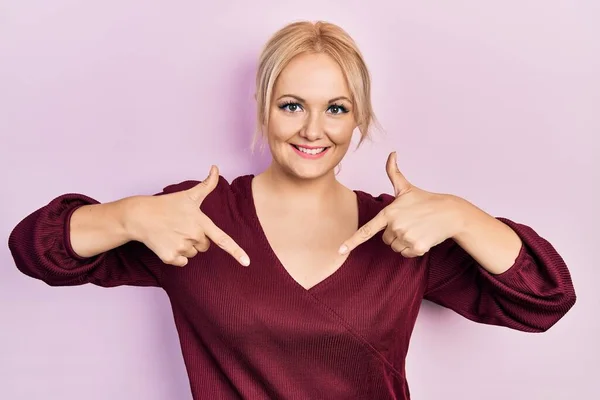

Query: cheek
<box><xmin>268</xmin><ymin>109</ymin><xmax>303</xmax><ymax>141</ymax></box>
<box><xmin>324</xmin><ymin>117</ymin><xmax>356</xmax><ymax>144</ymax></box>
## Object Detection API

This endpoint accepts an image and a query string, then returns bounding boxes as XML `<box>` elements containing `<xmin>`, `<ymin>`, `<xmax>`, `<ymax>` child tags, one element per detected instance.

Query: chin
<box><xmin>286</xmin><ymin>165</ymin><xmax>334</xmax><ymax>180</ymax></box>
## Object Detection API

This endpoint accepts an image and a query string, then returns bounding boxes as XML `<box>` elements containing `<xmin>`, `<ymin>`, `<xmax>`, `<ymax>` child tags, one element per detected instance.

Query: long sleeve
<box><xmin>8</xmin><ymin>193</ymin><xmax>162</xmax><ymax>288</ymax></box>
<box><xmin>423</xmin><ymin>217</ymin><xmax>576</xmax><ymax>332</ymax></box>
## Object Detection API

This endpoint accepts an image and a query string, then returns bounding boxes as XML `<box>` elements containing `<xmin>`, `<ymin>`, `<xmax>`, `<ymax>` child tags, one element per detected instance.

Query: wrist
<box><xmin>448</xmin><ymin>195</ymin><xmax>478</xmax><ymax>241</ymax></box>
<box><xmin>115</xmin><ymin>196</ymin><xmax>146</xmax><ymax>243</ymax></box>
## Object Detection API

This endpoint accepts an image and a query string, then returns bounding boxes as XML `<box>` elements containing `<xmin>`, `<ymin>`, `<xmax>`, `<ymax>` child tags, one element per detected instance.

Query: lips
<box><xmin>292</xmin><ymin>145</ymin><xmax>327</xmax><ymax>155</ymax></box>
<box><xmin>291</xmin><ymin>144</ymin><xmax>330</xmax><ymax>159</ymax></box>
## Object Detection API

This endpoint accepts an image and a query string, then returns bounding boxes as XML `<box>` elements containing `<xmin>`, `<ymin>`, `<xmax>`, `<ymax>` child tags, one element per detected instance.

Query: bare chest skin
<box><xmin>254</xmin><ymin>190</ymin><xmax>359</xmax><ymax>290</ymax></box>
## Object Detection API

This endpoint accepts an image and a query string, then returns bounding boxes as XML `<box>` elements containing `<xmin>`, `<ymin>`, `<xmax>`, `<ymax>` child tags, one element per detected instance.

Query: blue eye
<box><xmin>328</xmin><ymin>104</ymin><xmax>349</xmax><ymax>115</ymax></box>
<box><xmin>279</xmin><ymin>102</ymin><xmax>303</xmax><ymax>112</ymax></box>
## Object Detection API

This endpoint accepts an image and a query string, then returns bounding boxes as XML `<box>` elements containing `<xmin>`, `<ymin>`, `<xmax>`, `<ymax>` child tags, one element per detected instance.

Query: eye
<box><xmin>279</xmin><ymin>102</ymin><xmax>303</xmax><ymax>113</ymax></box>
<box><xmin>327</xmin><ymin>104</ymin><xmax>349</xmax><ymax>115</ymax></box>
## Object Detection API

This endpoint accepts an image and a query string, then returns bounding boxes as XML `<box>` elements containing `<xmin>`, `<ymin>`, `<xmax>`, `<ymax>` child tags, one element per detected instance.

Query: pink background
<box><xmin>1</xmin><ymin>1</ymin><xmax>598</xmax><ymax>399</ymax></box>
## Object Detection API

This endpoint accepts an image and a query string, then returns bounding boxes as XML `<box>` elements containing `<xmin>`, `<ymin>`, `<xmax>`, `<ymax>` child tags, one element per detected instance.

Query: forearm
<box><xmin>451</xmin><ymin>198</ymin><xmax>523</xmax><ymax>275</ymax></box>
<box><xmin>70</xmin><ymin>197</ymin><xmax>138</xmax><ymax>258</ymax></box>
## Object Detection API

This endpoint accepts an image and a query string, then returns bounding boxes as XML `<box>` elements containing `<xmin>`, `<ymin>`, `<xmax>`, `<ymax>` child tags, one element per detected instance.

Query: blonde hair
<box><xmin>253</xmin><ymin>20</ymin><xmax>376</xmax><ymax>149</ymax></box>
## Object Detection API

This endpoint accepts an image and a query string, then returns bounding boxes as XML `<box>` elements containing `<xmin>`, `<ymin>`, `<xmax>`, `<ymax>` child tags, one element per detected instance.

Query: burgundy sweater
<box><xmin>8</xmin><ymin>174</ymin><xmax>576</xmax><ymax>399</ymax></box>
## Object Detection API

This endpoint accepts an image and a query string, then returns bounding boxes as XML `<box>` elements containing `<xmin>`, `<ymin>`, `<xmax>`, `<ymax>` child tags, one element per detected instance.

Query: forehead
<box><xmin>274</xmin><ymin>53</ymin><xmax>350</xmax><ymax>100</ymax></box>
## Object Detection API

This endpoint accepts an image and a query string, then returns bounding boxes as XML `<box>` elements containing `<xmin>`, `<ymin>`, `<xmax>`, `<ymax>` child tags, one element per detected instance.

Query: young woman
<box><xmin>8</xmin><ymin>20</ymin><xmax>576</xmax><ymax>399</ymax></box>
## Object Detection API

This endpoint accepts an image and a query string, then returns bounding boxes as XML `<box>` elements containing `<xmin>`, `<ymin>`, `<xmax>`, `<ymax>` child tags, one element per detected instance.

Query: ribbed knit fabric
<box><xmin>8</xmin><ymin>174</ymin><xmax>576</xmax><ymax>399</ymax></box>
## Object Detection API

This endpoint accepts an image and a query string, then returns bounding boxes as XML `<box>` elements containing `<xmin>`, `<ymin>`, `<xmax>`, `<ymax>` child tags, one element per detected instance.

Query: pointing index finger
<box><xmin>199</xmin><ymin>214</ymin><xmax>250</xmax><ymax>266</ymax></box>
<box><xmin>339</xmin><ymin>211</ymin><xmax>388</xmax><ymax>255</ymax></box>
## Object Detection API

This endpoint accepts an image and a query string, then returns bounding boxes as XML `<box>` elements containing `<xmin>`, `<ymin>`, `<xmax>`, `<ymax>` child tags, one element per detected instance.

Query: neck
<box><xmin>257</xmin><ymin>162</ymin><xmax>343</xmax><ymax>206</ymax></box>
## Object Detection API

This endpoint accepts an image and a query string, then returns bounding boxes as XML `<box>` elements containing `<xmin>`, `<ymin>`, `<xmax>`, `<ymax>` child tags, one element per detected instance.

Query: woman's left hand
<box><xmin>339</xmin><ymin>152</ymin><xmax>470</xmax><ymax>257</ymax></box>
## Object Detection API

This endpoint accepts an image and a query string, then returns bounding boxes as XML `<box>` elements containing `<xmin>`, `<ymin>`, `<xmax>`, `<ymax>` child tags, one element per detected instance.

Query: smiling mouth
<box><xmin>291</xmin><ymin>144</ymin><xmax>329</xmax><ymax>155</ymax></box>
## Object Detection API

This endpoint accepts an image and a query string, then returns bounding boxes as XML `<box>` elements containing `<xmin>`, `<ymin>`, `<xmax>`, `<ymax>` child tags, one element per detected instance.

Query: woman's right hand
<box><xmin>125</xmin><ymin>166</ymin><xmax>250</xmax><ymax>267</ymax></box>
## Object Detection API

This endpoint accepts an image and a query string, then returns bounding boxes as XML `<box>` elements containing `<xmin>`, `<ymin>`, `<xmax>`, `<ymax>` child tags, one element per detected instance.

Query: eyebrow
<box><xmin>276</xmin><ymin>94</ymin><xmax>353</xmax><ymax>104</ymax></box>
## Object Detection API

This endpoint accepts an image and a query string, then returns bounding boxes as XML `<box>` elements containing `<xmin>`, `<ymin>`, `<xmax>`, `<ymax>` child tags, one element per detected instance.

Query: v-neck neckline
<box><xmin>239</xmin><ymin>174</ymin><xmax>368</xmax><ymax>294</ymax></box>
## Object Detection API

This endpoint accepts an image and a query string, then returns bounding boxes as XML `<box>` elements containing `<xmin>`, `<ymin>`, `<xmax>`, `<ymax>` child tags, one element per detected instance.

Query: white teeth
<box><xmin>296</xmin><ymin>146</ymin><xmax>326</xmax><ymax>155</ymax></box>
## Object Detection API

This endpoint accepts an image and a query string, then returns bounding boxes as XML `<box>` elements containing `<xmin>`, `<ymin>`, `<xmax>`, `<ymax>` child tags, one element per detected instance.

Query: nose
<box><xmin>299</xmin><ymin>112</ymin><xmax>324</xmax><ymax>141</ymax></box>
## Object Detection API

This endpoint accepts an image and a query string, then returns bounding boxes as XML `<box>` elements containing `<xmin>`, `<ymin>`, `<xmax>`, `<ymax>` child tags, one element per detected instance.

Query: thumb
<box><xmin>188</xmin><ymin>165</ymin><xmax>220</xmax><ymax>203</ymax></box>
<box><xmin>386</xmin><ymin>152</ymin><xmax>411</xmax><ymax>196</ymax></box>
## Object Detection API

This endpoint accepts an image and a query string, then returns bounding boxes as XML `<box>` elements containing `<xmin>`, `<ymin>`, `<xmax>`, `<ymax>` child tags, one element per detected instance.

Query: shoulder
<box><xmin>160</xmin><ymin>174</ymin><xmax>251</xmax><ymax>194</ymax></box>
<box><xmin>161</xmin><ymin>175</ymin><xmax>224</xmax><ymax>193</ymax></box>
<box><xmin>159</xmin><ymin>174</ymin><xmax>253</xmax><ymax>214</ymax></box>
<box><xmin>354</xmin><ymin>189</ymin><xmax>395</xmax><ymax>221</ymax></box>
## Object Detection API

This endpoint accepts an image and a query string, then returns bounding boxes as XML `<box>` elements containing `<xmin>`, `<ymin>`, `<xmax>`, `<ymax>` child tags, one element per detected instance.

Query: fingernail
<box><xmin>338</xmin><ymin>245</ymin><xmax>348</xmax><ymax>255</ymax></box>
<box><xmin>240</xmin><ymin>255</ymin><xmax>250</xmax><ymax>267</ymax></box>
